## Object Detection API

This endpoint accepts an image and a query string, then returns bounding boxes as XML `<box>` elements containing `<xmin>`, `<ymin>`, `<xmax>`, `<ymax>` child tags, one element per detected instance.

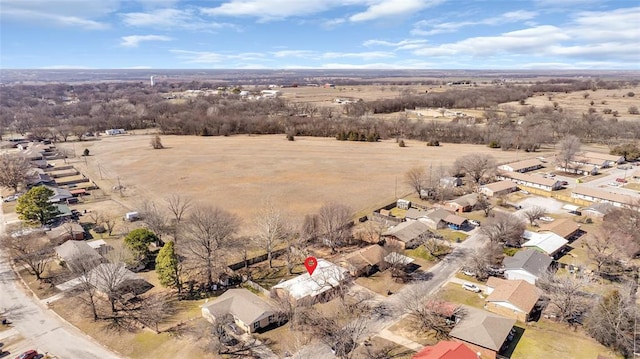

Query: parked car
<box><xmin>461</xmin><ymin>269</ymin><xmax>476</xmax><ymax>277</ymax></box>
<box><xmin>568</xmin><ymin>210</ymin><xmax>582</xmax><ymax>216</ymax></box>
<box><xmin>462</xmin><ymin>282</ymin><xmax>481</xmax><ymax>293</ymax></box>
<box><xmin>2</xmin><ymin>194</ymin><xmax>20</xmax><ymax>202</ymax></box>
<box><xmin>540</xmin><ymin>216</ymin><xmax>554</xmax><ymax>222</ymax></box>
<box><xmin>560</xmin><ymin>181</ymin><xmax>569</xmax><ymax>186</ymax></box>
<box><xmin>15</xmin><ymin>350</ymin><xmax>38</xmax><ymax>359</ymax></box>
<box><xmin>520</xmin><ymin>190</ymin><xmax>529</xmax><ymax>194</ymax></box>
<box><xmin>469</xmin><ymin>219</ymin><xmax>480</xmax><ymax>226</ymax></box>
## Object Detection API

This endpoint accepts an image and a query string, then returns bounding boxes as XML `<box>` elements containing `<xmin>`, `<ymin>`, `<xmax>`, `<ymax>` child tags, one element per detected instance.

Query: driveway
<box><xmin>1</xmin><ymin>203</ymin><xmax>123</xmax><ymax>359</ymax></box>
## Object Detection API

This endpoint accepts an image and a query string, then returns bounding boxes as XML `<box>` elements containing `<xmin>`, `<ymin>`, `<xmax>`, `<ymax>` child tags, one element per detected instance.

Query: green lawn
<box><xmin>511</xmin><ymin>319</ymin><xmax>622</xmax><ymax>359</ymax></box>
<box><xmin>437</xmin><ymin>283</ymin><xmax>485</xmax><ymax>309</ymax></box>
<box><xmin>406</xmin><ymin>245</ymin><xmax>450</xmax><ymax>262</ymax></box>
<box><xmin>436</xmin><ymin>229</ymin><xmax>469</xmax><ymax>243</ymax></box>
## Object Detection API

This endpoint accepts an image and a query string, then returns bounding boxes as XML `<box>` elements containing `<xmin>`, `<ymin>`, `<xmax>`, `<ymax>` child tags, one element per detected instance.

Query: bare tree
<box><xmin>69</xmin><ymin>256</ymin><xmax>102</xmax><ymax>321</ymax></box>
<box><xmin>480</xmin><ymin>212</ymin><xmax>526</xmax><ymax>246</ymax></box>
<box><xmin>136</xmin><ymin>292</ymin><xmax>175</xmax><ymax>333</ymax></box>
<box><xmin>90</xmin><ymin>261</ymin><xmax>133</xmax><ymax>317</ymax></box>
<box><xmin>150</xmin><ymin>134</ymin><xmax>164</xmax><ymax>149</ymax></box>
<box><xmin>103</xmin><ymin>216</ymin><xmax>117</xmax><ymax>236</ymax></box>
<box><xmin>538</xmin><ymin>270</ymin><xmax>590</xmax><ymax>324</ymax></box>
<box><xmin>401</xmin><ymin>283</ymin><xmax>462</xmax><ymax>339</ymax></box>
<box><xmin>0</xmin><ymin>153</ymin><xmax>31</xmax><ymax>193</ymax></box>
<box><xmin>138</xmin><ymin>200</ymin><xmax>169</xmax><ymax>239</ymax></box>
<box><xmin>473</xmin><ymin>194</ymin><xmax>494</xmax><ymax>217</ymax></box>
<box><xmin>522</xmin><ymin>206</ymin><xmax>546</xmax><ymax>226</ymax></box>
<box><xmin>404</xmin><ymin>167</ymin><xmax>427</xmax><ymax>198</ymax></box>
<box><xmin>166</xmin><ymin>193</ymin><xmax>192</xmax><ymax>225</ymax></box>
<box><xmin>183</xmin><ymin>205</ymin><xmax>239</xmax><ymax>288</ymax></box>
<box><xmin>557</xmin><ymin>135</ymin><xmax>581</xmax><ymax>172</ymax></box>
<box><xmin>254</xmin><ymin>200</ymin><xmax>289</xmax><ymax>269</ymax></box>
<box><xmin>453</xmin><ymin>153</ymin><xmax>496</xmax><ymax>186</ymax></box>
<box><xmin>2</xmin><ymin>232</ymin><xmax>53</xmax><ymax>281</ymax></box>
<box><xmin>585</xmin><ymin>287</ymin><xmax>636</xmax><ymax>358</ymax></box>
<box><xmin>584</xmin><ymin>229</ymin><xmax>626</xmax><ymax>277</ymax></box>
<box><xmin>317</xmin><ymin>202</ymin><xmax>353</xmax><ymax>252</ymax></box>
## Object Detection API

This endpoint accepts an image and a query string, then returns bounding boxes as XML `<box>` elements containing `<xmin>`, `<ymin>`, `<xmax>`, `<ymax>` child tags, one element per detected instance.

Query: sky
<box><xmin>0</xmin><ymin>0</ymin><xmax>638</xmax><ymax>70</ymax></box>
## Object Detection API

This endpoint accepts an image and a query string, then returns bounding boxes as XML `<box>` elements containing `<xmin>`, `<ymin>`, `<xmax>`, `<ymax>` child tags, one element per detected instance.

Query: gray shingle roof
<box><xmin>450</xmin><ymin>305</ymin><xmax>516</xmax><ymax>351</ymax></box>
<box><xmin>503</xmin><ymin>249</ymin><xmax>552</xmax><ymax>277</ymax></box>
<box><xmin>202</xmin><ymin>288</ymin><xmax>276</xmax><ymax>326</ymax></box>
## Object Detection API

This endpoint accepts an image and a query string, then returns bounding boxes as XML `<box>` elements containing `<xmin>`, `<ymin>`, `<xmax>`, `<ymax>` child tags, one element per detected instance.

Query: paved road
<box><xmin>292</xmin><ymin>229</ymin><xmax>488</xmax><ymax>358</ymax></box>
<box><xmin>1</xmin><ymin>204</ymin><xmax>123</xmax><ymax>359</ymax></box>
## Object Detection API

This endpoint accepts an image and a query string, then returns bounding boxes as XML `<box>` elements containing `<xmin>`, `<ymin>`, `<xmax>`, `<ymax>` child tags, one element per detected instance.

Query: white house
<box><xmin>522</xmin><ymin>230</ymin><xmax>568</xmax><ymax>257</ymax></box>
<box><xmin>105</xmin><ymin>129</ymin><xmax>126</xmax><ymax>136</ymax></box>
<box><xmin>271</xmin><ymin>259</ymin><xmax>348</xmax><ymax>305</ymax></box>
<box><xmin>480</xmin><ymin>180</ymin><xmax>518</xmax><ymax>197</ymax></box>
<box><xmin>503</xmin><ymin>249</ymin><xmax>552</xmax><ymax>284</ymax></box>
<box><xmin>572</xmin><ymin>186</ymin><xmax>635</xmax><ymax>208</ymax></box>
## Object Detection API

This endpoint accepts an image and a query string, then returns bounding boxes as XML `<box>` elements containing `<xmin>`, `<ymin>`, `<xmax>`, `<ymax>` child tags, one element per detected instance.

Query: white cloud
<box><xmin>363</xmin><ymin>39</ymin><xmax>429</xmax><ymax>50</ymax></box>
<box><xmin>349</xmin><ymin>0</ymin><xmax>443</xmax><ymax>22</ymax></box>
<box><xmin>171</xmin><ymin>50</ymin><xmax>265</xmax><ymax>64</ymax></box>
<box><xmin>271</xmin><ymin>50</ymin><xmax>317</xmax><ymax>58</ymax></box>
<box><xmin>121</xmin><ymin>8</ymin><xmax>236</xmax><ymax>31</ymax></box>
<box><xmin>0</xmin><ymin>0</ymin><xmax>116</xmax><ymax>29</ymax></box>
<box><xmin>411</xmin><ymin>9</ymin><xmax>538</xmax><ymax>36</ymax></box>
<box><xmin>321</xmin><ymin>51</ymin><xmax>395</xmax><ymax>60</ymax></box>
<box><xmin>200</xmin><ymin>0</ymin><xmax>443</xmax><ymax>22</ymax></box>
<box><xmin>413</xmin><ymin>25</ymin><xmax>569</xmax><ymax>57</ymax></box>
<box><xmin>39</xmin><ymin>65</ymin><xmax>94</xmax><ymax>69</ymax></box>
<box><xmin>121</xmin><ymin>35</ymin><xmax>172</xmax><ymax>48</ymax></box>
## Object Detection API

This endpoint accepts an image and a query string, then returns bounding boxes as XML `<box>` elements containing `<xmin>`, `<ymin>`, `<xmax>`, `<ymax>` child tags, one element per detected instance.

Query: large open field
<box><xmin>65</xmin><ymin>135</ymin><xmax>548</xmax><ymax>232</ymax></box>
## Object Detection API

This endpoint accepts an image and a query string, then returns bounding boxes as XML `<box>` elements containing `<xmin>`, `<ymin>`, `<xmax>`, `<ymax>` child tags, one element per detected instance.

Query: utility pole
<box><xmin>117</xmin><ymin>176</ymin><xmax>123</xmax><ymax>197</ymax></box>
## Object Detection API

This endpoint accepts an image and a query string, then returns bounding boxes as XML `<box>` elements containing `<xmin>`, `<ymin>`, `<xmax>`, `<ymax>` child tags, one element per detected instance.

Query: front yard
<box><xmin>511</xmin><ymin>319</ymin><xmax>622</xmax><ymax>359</ymax></box>
<box><xmin>355</xmin><ymin>270</ymin><xmax>405</xmax><ymax>297</ymax></box>
<box><xmin>437</xmin><ymin>283</ymin><xmax>486</xmax><ymax>309</ymax></box>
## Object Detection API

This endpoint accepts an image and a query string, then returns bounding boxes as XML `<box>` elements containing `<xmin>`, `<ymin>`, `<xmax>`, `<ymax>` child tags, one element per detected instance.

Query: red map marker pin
<box><xmin>304</xmin><ymin>256</ymin><xmax>318</xmax><ymax>276</ymax></box>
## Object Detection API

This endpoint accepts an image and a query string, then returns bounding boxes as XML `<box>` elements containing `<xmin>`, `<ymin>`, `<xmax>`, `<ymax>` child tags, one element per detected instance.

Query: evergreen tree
<box><xmin>124</xmin><ymin>228</ymin><xmax>158</xmax><ymax>265</ymax></box>
<box><xmin>16</xmin><ymin>186</ymin><xmax>60</xmax><ymax>226</ymax></box>
<box><xmin>156</xmin><ymin>240</ymin><xmax>181</xmax><ymax>292</ymax></box>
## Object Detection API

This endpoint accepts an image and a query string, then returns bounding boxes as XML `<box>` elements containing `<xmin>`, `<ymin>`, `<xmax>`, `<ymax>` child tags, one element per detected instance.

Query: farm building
<box><xmin>105</xmin><ymin>129</ymin><xmax>126</xmax><ymax>136</ymax></box>
<box><xmin>503</xmin><ymin>249</ymin><xmax>552</xmax><ymax>284</ymax></box>
<box><xmin>479</xmin><ymin>180</ymin><xmax>518</xmax><ymax>197</ymax></box>
<box><xmin>484</xmin><ymin>277</ymin><xmax>541</xmax><ymax>322</ymax></box>
<box><xmin>201</xmin><ymin>288</ymin><xmax>279</xmax><ymax>333</ymax></box>
<box><xmin>571</xmin><ymin>186</ymin><xmax>635</xmax><ymax>207</ymax></box>
<box><xmin>449</xmin><ymin>305</ymin><xmax>516</xmax><ymax>359</ymax></box>
<box><xmin>271</xmin><ymin>259</ymin><xmax>348</xmax><ymax>306</ymax></box>
<box><xmin>521</xmin><ymin>230</ymin><xmax>568</xmax><ymax>257</ymax></box>
<box><xmin>498</xmin><ymin>159</ymin><xmax>544</xmax><ymax>173</ymax></box>
<box><xmin>439</xmin><ymin>176</ymin><xmax>463</xmax><ymax>188</ymax></box>
<box><xmin>382</xmin><ymin>220</ymin><xmax>432</xmax><ymax>249</ymax></box>
<box><xmin>497</xmin><ymin>171</ymin><xmax>562</xmax><ymax>191</ymax></box>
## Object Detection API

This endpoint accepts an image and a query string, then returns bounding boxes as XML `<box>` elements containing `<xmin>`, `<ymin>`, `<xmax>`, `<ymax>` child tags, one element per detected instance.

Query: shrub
<box><xmin>629</xmin><ymin>106</ymin><xmax>639</xmax><ymax>115</ymax></box>
<box><xmin>150</xmin><ymin>134</ymin><xmax>164</xmax><ymax>149</ymax></box>
<box><xmin>83</xmin><ymin>148</ymin><xmax>90</xmax><ymax>156</ymax></box>
<box><xmin>286</xmin><ymin>134</ymin><xmax>295</xmax><ymax>141</ymax></box>
<box><xmin>488</xmin><ymin>141</ymin><xmax>500</xmax><ymax>148</ymax></box>
<box><xmin>398</xmin><ymin>139</ymin><xmax>406</xmax><ymax>147</ymax></box>
<box><xmin>426</xmin><ymin>140</ymin><xmax>440</xmax><ymax>146</ymax></box>
<box><xmin>628</xmin><ymin>91</ymin><xmax>635</xmax><ymax>97</ymax></box>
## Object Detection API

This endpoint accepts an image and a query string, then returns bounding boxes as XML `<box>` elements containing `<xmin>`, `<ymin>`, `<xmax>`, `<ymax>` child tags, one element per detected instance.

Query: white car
<box><xmin>462</xmin><ymin>282</ymin><xmax>481</xmax><ymax>293</ymax></box>
<box><xmin>469</xmin><ymin>220</ymin><xmax>480</xmax><ymax>226</ymax></box>
<box><xmin>539</xmin><ymin>216</ymin><xmax>554</xmax><ymax>222</ymax></box>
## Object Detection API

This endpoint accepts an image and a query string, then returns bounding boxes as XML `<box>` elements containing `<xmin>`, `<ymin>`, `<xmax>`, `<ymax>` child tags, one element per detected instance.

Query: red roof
<box><xmin>413</xmin><ymin>341</ymin><xmax>478</xmax><ymax>359</ymax></box>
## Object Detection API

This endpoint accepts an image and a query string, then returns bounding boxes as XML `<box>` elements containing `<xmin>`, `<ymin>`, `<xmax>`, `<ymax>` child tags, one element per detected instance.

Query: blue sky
<box><xmin>0</xmin><ymin>0</ymin><xmax>638</xmax><ymax>69</ymax></box>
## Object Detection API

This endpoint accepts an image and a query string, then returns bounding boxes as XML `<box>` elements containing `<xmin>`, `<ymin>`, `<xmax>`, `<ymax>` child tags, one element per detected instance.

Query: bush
<box><xmin>488</xmin><ymin>141</ymin><xmax>500</xmax><ymax>148</ymax></box>
<box><xmin>503</xmin><ymin>247</ymin><xmax>519</xmax><ymax>256</ymax></box>
<box><xmin>286</xmin><ymin>134</ymin><xmax>295</xmax><ymax>141</ymax></box>
<box><xmin>426</xmin><ymin>140</ymin><xmax>440</xmax><ymax>146</ymax></box>
<box><xmin>629</xmin><ymin>106</ymin><xmax>639</xmax><ymax>115</ymax></box>
<box><xmin>628</xmin><ymin>92</ymin><xmax>635</xmax><ymax>97</ymax></box>
<box><xmin>150</xmin><ymin>134</ymin><xmax>164</xmax><ymax>149</ymax></box>
<box><xmin>398</xmin><ymin>139</ymin><xmax>406</xmax><ymax>147</ymax></box>
<box><xmin>83</xmin><ymin>148</ymin><xmax>90</xmax><ymax>156</ymax></box>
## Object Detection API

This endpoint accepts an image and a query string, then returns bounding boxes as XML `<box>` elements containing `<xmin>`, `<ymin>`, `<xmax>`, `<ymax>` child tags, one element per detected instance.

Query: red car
<box><xmin>15</xmin><ymin>350</ymin><xmax>38</xmax><ymax>359</ymax></box>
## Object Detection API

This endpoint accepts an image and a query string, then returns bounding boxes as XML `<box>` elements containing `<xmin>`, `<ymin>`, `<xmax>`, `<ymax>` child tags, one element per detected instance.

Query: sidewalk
<box><xmin>376</xmin><ymin>328</ymin><xmax>424</xmax><ymax>352</ymax></box>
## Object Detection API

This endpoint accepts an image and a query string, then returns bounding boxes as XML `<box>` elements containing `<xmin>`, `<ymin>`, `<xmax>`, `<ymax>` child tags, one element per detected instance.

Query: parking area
<box><xmin>516</xmin><ymin>197</ymin><xmax>565</xmax><ymax>214</ymax></box>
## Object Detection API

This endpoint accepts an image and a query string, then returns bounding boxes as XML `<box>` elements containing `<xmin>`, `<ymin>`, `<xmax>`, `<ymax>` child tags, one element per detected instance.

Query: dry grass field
<box><xmin>64</xmin><ymin>135</ymin><xmax>548</xmax><ymax>233</ymax></box>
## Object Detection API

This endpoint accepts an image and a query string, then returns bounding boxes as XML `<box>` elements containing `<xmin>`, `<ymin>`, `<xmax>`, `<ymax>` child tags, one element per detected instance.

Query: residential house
<box><xmin>439</xmin><ymin>176</ymin><xmax>463</xmax><ymax>188</ymax></box>
<box><xmin>582</xmin><ymin>203</ymin><xmax>615</xmax><ymax>219</ymax></box>
<box><xmin>26</xmin><ymin>168</ymin><xmax>55</xmax><ymax>187</ymax></box>
<box><xmin>424</xmin><ymin>208</ymin><xmax>451</xmax><ymax>230</ymax></box>
<box><xmin>271</xmin><ymin>259</ymin><xmax>348</xmax><ymax>306</ymax></box>
<box><xmin>497</xmin><ymin>171</ymin><xmax>562</xmax><ymax>191</ymax></box>
<box><xmin>444</xmin><ymin>214</ymin><xmax>468</xmax><ymax>230</ymax></box>
<box><xmin>46</xmin><ymin>222</ymin><xmax>85</xmax><ymax>244</ymax></box>
<box><xmin>46</xmin><ymin>186</ymin><xmax>74</xmax><ymax>203</ymax></box>
<box><xmin>484</xmin><ymin>277</ymin><xmax>541</xmax><ymax>322</ymax></box>
<box><xmin>201</xmin><ymin>288</ymin><xmax>279</xmax><ymax>333</ymax></box>
<box><xmin>339</xmin><ymin>245</ymin><xmax>388</xmax><ymax>277</ymax></box>
<box><xmin>445</xmin><ymin>193</ymin><xmax>478</xmax><ymax>213</ymax></box>
<box><xmin>522</xmin><ymin>230</ymin><xmax>568</xmax><ymax>257</ymax></box>
<box><xmin>382</xmin><ymin>220</ymin><xmax>432</xmax><ymax>249</ymax></box>
<box><xmin>498</xmin><ymin>159</ymin><xmax>544</xmax><ymax>173</ymax></box>
<box><xmin>87</xmin><ymin>263</ymin><xmax>153</xmax><ymax>298</ymax></box>
<box><xmin>537</xmin><ymin>218</ymin><xmax>582</xmax><ymax>241</ymax></box>
<box><xmin>449</xmin><ymin>305</ymin><xmax>516</xmax><ymax>359</ymax></box>
<box><xmin>53</xmin><ymin>204</ymin><xmax>74</xmax><ymax>221</ymax></box>
<box><xmin>572</xmin><ymin>186</ymin><xmax>635</xmax><ymax>208</ymax></box>
<box><xmin>55</xmin><ymin>240</ymin><xmax>104</xmax><ymax>272</ymax></box>
<box><xmin>556</xmin><ymin>163</ymin><xmax>599</xmax><ymax>176</ymax></box>
<box><xmin>503</xmin><ymin>249</ymin><xmax>553</xmax><ymax>284</ymax></box>
<box><xmin>412</xmin><ymin>341</ymin><xmax>478</xmax><ymax>359</ymax></box>
<box><xmin>405</xmin><ymin>207</ymin><xmax>429</xmax><ymax>220</ymax></box>
<box><xmin>479</xmin><ymin>180</ymin><xmax>518</xmax><ymax>197</ymax></box>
